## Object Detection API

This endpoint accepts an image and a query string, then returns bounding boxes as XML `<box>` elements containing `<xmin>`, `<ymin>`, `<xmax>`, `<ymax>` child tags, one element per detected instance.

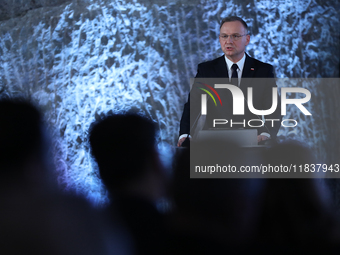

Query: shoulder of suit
<box><xmin>197</xmin><ymin>55</ymin><xmax>224</xmax><ymax>68</ymax></box>
<box><xmin>198</xmin><ymin>55</ymin><xmax>273</xmax><ymax>68</ymax></box>
<box><xmin>248</xmin><ymin>55</ymin><xmax>273</xmax><ymax>69</ymax></box>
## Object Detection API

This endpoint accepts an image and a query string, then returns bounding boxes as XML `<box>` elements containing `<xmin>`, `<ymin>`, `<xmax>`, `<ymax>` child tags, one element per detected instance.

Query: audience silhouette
<box><xmin>0</xmin><ymin>99</ymin><xmax>48</xmax><ymax>188</ymax></box>
<box><xmin>0</xmin><ymin>99</ymin><xmax>130</xmax><ymax>255</ymax></box>
<box><xmin>167</xmin><ymin>139</ymin><xmax>265</xmax><ymax>254</ymax></box>
<box><xmin>89</xmin><ymin>113</ymin><xmax>168</xmax><ymax>255</ymax></box>
<box><xmin>255</xmin><ymin>141</ymin><xmax>340</xmax><ymax>254</ymax></box>
<box><xmin>1</xmin><ymin>98</ymin><xmax>339</xmax><ymax>255</ymax></box>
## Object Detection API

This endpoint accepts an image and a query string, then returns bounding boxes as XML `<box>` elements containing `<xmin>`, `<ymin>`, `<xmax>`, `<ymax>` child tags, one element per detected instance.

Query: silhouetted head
<box><xmin>171</xmin><ymin>139</ymin><xmax>265</xmax><ymax>244</ymax></box>
<box><xmin>89</xmin><ymin>113</ymin><xmax>163</xmax><ymax>197</ymax></box>
<box><xmin>0</xmin><ymin>99</ymin><xmax>45</xmax><ymax>178</ymax></box>
<box><xmin>258</xmin><ymin>140</ymin><xmax>338</xmax><ymax>248</ymax></box>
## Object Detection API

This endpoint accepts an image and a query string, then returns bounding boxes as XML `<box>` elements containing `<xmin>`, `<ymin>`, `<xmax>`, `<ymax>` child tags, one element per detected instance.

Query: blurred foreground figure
<box><xmin>256</xmin><ymin>141</ymin><xmax>340</xmax><ymax>254</ymax></box>
<box><xmin>0</xmin><ymin>99</ymin><xmax>48</xmax><ymax>188</ymax></box>
<box><xmin>0</xmin><ymin>99</ymin><xmax>130</xmax><ymax>255</ymax></box>
<box><xmin>168</xmin><ymin>140</ymin><xmax>265</xmax><ymax>254</ymax></box>
<box><xmin>89</xmin><ymin>113</ymin><xmax>168</xmax><ymax>255</ymax></box>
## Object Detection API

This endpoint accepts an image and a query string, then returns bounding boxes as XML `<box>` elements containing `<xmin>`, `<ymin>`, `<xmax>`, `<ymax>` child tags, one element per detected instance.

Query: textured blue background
<box><xmin>0</xmin><ymin>0</ymin><xmax>339</xmax><ymax>204</ymax></box>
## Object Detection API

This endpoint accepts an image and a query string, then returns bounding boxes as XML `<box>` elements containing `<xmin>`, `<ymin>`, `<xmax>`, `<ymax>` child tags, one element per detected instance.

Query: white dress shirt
<box><xmin>224</xmin><ymin>54</ymin><xmax>245</xmax><ymax>86</ymax></box>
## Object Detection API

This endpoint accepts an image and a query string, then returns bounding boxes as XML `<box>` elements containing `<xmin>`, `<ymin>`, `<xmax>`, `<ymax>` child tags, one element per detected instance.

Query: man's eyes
<box><xmin>221</xmin><ymin>34</ymin><xmax>241</xmax><ymax>39</ymax></box>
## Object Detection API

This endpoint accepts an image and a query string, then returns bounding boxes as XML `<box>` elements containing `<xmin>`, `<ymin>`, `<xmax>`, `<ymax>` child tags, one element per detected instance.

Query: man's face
<box><xmin>219</xmin><ymin>21</ymin><xmax>250</xmax><ymax>63</ymax></box>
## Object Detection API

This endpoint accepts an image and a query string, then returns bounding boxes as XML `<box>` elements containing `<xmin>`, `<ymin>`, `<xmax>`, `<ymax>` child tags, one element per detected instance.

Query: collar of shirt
<box><xmin>224</xmin><ymin>54</ymin><xmax>246</xmax><ymax>84</ymax></box>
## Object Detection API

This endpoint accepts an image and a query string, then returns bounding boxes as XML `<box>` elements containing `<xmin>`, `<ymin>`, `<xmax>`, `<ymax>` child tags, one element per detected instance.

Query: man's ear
<box><xmin>245</xmin><ymin>34</ymin><xmax>250</xmax><ymax>46</ymax></box>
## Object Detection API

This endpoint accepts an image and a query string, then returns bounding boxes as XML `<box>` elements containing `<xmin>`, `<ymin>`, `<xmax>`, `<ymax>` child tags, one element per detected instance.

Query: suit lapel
<box><xmin>240</xmin><ymin>53</ymin><xmax>256</xmax><ymax>95</ymax></box>
<box><xmin>242</xmin><ymin>53</ymin><xmax>256</xmax><ymax>78</ymax></box>
<box><xmin>213</xmin><ymin>56</ymin><xmax>229</xmax><ymax>78</ymax></box>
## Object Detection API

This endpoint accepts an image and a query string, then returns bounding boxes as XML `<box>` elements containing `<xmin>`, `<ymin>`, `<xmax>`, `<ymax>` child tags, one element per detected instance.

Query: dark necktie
<box><xmin>231</xmin><ymin>64</ymin><xmax>238</xmax><ymax>86</ymax></box>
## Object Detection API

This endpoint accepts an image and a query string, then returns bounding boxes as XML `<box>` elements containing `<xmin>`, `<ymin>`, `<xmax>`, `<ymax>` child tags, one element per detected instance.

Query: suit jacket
<box><xmin>179</xmin><ymin>53</ymin><xmax>281</xmax><ymax>139</ymax></box>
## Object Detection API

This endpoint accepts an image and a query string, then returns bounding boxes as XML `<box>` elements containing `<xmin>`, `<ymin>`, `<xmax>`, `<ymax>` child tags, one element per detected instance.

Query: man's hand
<box><xmin>177</xmin><ymin>137</ymin><xmax>187</xmax><ymax>147</ymax></box>
<box><xmin>257</xmin><ymin>135</ymin><xmax>269</xmax><ymax>143</ymax></box>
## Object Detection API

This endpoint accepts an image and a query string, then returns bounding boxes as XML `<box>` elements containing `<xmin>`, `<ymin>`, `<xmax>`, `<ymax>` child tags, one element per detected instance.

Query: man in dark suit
<box><xmin>178</xmin><ymin>16</ymin><xmax>281</xmax><ymax>146</ymax></box>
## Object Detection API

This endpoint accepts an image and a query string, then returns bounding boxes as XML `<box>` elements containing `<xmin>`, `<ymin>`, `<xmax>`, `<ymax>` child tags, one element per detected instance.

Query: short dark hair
<box><xmin>220</xmin><ymin>16</ymin><xmax>248</xmax><ymax>32</ymax></box>
<box><xmin>0</xmin><ymin>99</ymin><xmax>44</xmax><ymax>172</ymax></box>
<box><xmin>89</xmin><ymin>113</ymin><xmax>157</xmax><ymax>191</ymax></box>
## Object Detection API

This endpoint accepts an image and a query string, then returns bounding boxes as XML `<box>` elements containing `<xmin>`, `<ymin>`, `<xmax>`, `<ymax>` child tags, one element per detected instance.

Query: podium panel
<box><xmin>196</xmin><ymin>129</ymin><xmax>258</xmax><ymax>147</ymax></box>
